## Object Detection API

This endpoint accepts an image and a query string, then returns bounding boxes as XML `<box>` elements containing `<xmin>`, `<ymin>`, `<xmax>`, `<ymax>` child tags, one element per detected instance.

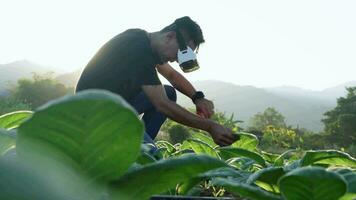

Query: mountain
<box><xmin>177</xmin><ymin>80</ymin><xmax>335</xmax><ymax>132</ymax></box>
<box><xmin>265</xmin><ymin>80</ymin><xmax>356</xmax><ymax>105</ymax></box>
<box><xmin>0</xmin><ymin>60</ymin><xmax>65</xmax><ymax>95</ymax></box>
<box><xmin>319</xmin><ymin>80</ymin><xmax>356</xmax><ymax>99</ymax></box>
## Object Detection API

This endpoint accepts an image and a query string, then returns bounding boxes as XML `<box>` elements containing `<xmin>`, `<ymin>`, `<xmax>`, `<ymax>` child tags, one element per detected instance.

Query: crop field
<box><xmin>0</xmin><ymin>90</ymin><xmax>355</xmax><ymax>200</ymax></box>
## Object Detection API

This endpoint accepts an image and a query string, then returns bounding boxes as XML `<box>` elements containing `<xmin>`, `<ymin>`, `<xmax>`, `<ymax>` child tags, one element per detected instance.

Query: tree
<box><xmin>10</xmin><ymin>72</ymin><xmax>74</xmax><ymax>109</ymax></box>
<box><xmin>322</xmin><ymin>87</ymin><xmax>356</xmax><ymax>147</ymax></box>
<box><xmin>248</xmin><ymin>107</ymin><xmax>287</xmax><ymax>131</ymax></box>
<box><xmin>0</xmin><ymin>96</ymin><xmax>31</xmax><ymax>115</ymax></box>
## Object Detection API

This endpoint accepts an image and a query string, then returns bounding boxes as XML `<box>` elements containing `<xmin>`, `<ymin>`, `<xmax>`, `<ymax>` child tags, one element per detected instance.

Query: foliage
<box><xmin>260</xmin><ymin>126</ymin><xmax>298</xmax><ymax>151</ymax></box>
<box><xmin>0</xmin><ymin>90</ymin><xmax>356</xmax><ymax>200</ymax></box>
<box><xmin>0</xmin><ymin>95</ymin><xmax>31</xmax><ymax>115</ymax></box>
<box><xmin>248</xmin><ymin>107</ymin><xmax>287</xmax><ymax>132</ymax></box>
<box><xmin>9</xmin><ymin>72</ymin><xmax>74</xmax><ymax>109</ymax></box>
<box><xmin>322</xmin><ymin>87</ymin><xmax>356</xmax><ymax>147</ymax></box>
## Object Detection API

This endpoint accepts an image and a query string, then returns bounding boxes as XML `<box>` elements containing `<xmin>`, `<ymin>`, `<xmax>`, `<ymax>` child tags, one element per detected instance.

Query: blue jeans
<box><xmin>128</xmin><ymin>85</ymin><xmax>177</xmax><ymax>146</ymax></box>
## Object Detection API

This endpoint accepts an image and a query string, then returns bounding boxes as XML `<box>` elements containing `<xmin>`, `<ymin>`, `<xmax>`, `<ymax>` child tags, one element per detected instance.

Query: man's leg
<box><xmin>129</xmin><ymin>85</ymin><xmax>177</xmax><ymax>140</ymax></box>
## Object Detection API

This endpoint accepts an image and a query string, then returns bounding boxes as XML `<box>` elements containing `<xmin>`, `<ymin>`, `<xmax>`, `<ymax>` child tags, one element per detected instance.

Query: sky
<box><xmin>1</xmin><ymin>0</ymin><xmax>355</xmax><ymax>90</ymax></box>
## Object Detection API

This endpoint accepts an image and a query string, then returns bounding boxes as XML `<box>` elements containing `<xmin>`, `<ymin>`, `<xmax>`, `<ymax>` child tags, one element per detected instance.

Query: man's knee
<box><xmin>164</xmin><ymin>85</ymin><xmax>177</xmax><ymax>102</ymax></box>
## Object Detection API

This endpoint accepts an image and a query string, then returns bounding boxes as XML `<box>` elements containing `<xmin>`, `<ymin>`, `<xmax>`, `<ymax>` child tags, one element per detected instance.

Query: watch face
<box><xmin>193</xmin><ymin>91</ymin><xmax>205</xmax><ymax>103</ymax></box>
<box><xmin>195</xmin><ymin>92</ymin><xmax>204</xmax><ymax>99</ymax></box>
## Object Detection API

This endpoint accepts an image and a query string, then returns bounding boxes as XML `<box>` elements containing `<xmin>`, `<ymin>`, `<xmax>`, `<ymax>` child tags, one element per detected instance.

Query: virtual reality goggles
<box><xmin>175</xmin><ymin>27</ymin><xmax>200</xmax><ymax>73</ymax></box>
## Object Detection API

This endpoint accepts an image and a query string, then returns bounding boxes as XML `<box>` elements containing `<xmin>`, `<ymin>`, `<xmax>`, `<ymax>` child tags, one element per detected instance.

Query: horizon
<box><xmin>1</xmin><ymin>0</ymin><xmax>356</xmax><ymax>90</ymax></box>
<box><xmin>1</xmin><ymin>59</ymin><xmax>355</xmax><ymax>92</ymax></box>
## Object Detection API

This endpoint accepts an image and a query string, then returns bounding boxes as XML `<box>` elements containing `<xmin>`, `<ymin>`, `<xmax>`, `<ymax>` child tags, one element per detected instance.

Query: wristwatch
<box><xmin>192</xmin><ymin>91</ymin><xmax>205</xmax><ymax>104</ymax></box>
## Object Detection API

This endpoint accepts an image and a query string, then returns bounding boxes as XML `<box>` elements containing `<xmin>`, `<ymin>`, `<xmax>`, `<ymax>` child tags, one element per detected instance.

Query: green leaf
<box><xmin>278</xmin><ymin>167</ymin><xmax>347</xmax><ymax>200</ymax></box>
<box><xmin>274</xmin><ymin>149</ymin><xmax>299</xmax><ymax>166</ymax></box>
<box><xmin>333</xmin><ymin>168</ymin><xmax>356</xmax><ymax>193</ymax></box>
<box><xmin>198</xmin><ymin>167</ymin><xmax>248</xmax><ymax>178</ymax></box>
<box><xmin>189</xmin><ymin>131</ymin><xmax>216</xmax><ymax>147</ymax></box>
<box><xmin>247</xmin><ymin>167</ymin><xmax>285</xmax><ymax>193</ymax></box>
<box><xmin>261</xmin><ymin>151</ymin><xmax>280</xmax><ymax>163</ymax></box>
<box><xmin>218</xmin><ymin>147</ymin><xmax>267</xmax><ymax>167</ymax></box>
<box><xmin>0</xmin><ymin>111</ymin><xmax>32</xmax><ymax>130</ymax></box>
<box><xmin>17</xmin><ymin>90</ymin><xmax>144</xmax><ymax>182</ymax></box>
<box><xmin>339</xmin><ymin>193</ymin><xmax>356</xmax><ymax>200</ymax></box>
<box><xmin>300</xmin><ymin>150</ymin><xmax>356</xmax><ymax>168</ymax></box>
<box><xmin>0</xmin><ymin>129</ymin><xmax>16</xmax><ymax>156</ymax></box>
<box><xmin>231</xmin><ymin>132</ymin><xmax>259</xmax><ymax>151</ymax></box>
<box><xmin>155</xmin><ymin>140</ymin><xmax>176</xmax><ymax>153</ymax></box>
<box><xmin>176</xmin><ymin>177</ymin><xmax>203</xmax><ymax>195</ymax></box>
<box><xmin>182</xmin><ymin>139</ymin><xmax>220</xmax><ymax>158</ymax></box>
<box><xmin>212</xmin><ymin>178</ymin><xmax>281</xmax><ymax>200</ymax></box>
<box><xmin>0</xmin><ymin>158</ymin><xmax>100</xmax><ymax>200</ymax></box>
<box><xmin>110</xmin><ymin>154</ymin><xmax>228</xmax><ymax>200</ymax></box>
<box><xmin>136</xmin><ymin>152</ymin><xmax>156</xmax><ymax>165</ymax></box>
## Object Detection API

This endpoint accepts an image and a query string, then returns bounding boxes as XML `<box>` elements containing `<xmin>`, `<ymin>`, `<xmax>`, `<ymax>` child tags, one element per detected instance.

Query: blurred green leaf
<box><xmin>110</xmin><ymin>154</ymin><xmax>228</xmax><ymax>200</ymax></box>
<box><xmin>247</xmin><ymin>167</ymin><xmax>285</xmax><ymax>193</ymax></box>
<box><xmin>231</xmin><ymin>132</ymin><xmax>259</xmax><ymax>151</ymax></box>
<box><xmin>182</xmin><ymin>139</ymin><xmax>220</xmax><ymax>158</ymax></box>
<box><xmin>279</xmin><ymin>167</ymin><xmax>347</xmax><ymax>200</ymax></box>
<box><xmin>17</xmin><ymin>89</ymin><xmax>144</xmax><ymax>182</ymax></box>
<box><xmin>218</xmin><ymin>147</ymin><xmax>267</xmax><ymax>167</ymax></box>
<box><xmin>0</xmin><ymin>111</ymin><xmax>32</xmax><ymax>130</ymax></box>
<box><xmin>0</xmin><ymin>129</ymin><xmax>16</xmax><ymax>156</ymax></box>
<box><xmin>301</xmin><ymin>150</ymin><xmax>356</xmax><ymax>168</ymax></box>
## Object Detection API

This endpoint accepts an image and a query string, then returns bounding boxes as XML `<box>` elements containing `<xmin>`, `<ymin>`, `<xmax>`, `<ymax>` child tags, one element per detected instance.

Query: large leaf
<box><xmin>300</xmin><ymin>150</ymin><xmax>356</xmax><ymax>168</ymax></box>
<box><xmin>231</xmin><ymin>132</ymin><xmax>258</xmax><ymax>151</ymax></box>
<box><xmin>182</xmin><ymin>139</ymin><xmax>220</xmax><ymax>158</ymax></box>
<box><xmin>17</xmin><ymin>90</ymin><xmax>144</xmax><ymax>182</ymax></box>
<box><xmin>0</xmin><ymin>129</ymin><xmax>16</xmax><ymax>156</ymax></box>
<box><xmin>0</xmin><ymin>158</ymin><xmax>99</xmax><ymax>200</ymax></box>
<box><xmin>279</xmin><ymin>167</ymin><xmax>347</xmax><ymax>200</ymax></box>
<box><xmin>110</xmin><ymin>154</ymin><xmax>228</xmax><ymax>200</ymax></box>
<box><xmin>218</xmin><ymin>147</ymin><xmax>267</xmax><ymax>167</ymax></box>
<box><xmin>0</xmin><ymin>111</ymin><xmax>32</xmax><ymax>130</ymax></box>
<box><xmin>333</xmin><ymin>168</ymin><xmax>356</xmax><ymax>193</ymax></box>
<box><xmin>212</xmin><ymin>178</ymin><xmax>281</xmax><ymax>200</ymax></box>
<box><xmin>247</xmin><ymin>167</ymin><xmax>285</xmax><ymax>193</ymax></box>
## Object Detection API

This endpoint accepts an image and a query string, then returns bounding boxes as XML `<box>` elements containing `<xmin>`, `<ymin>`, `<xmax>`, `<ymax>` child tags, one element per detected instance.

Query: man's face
<box><xmin>161</xmin><ymin>31</ymin><xmax>196</xmax><ymax>63</ymax></box>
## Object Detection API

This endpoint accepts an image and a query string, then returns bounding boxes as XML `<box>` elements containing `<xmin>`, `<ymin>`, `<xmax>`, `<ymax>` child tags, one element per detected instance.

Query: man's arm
<box><xmin>142</xmin><ymin>84</ymin><xmax>237</xmax><ymax>146</ymax></box>
<box><xmin>157</xmin><ymin>63</ymin><xmax>214</xmax><ymax>118</ymax></box>
<box><xmin>157</xmin><ymin>63</ymin><xmax>196</xmax><ymax>98</ymax></box>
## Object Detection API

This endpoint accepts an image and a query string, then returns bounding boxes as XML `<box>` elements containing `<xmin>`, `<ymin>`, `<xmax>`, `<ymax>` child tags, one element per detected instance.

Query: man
<box><xmin>76</xmin><ymin>16</ymin><xmax>238</xmax><ymax>147</ymax></box>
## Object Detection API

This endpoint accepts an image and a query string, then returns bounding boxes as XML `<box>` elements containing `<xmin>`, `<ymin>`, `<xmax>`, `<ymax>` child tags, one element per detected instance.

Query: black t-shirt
<box><xmin>75</xmin><ymin>29</ymin><xmax>162</xmax><ymax>101</ymax></box>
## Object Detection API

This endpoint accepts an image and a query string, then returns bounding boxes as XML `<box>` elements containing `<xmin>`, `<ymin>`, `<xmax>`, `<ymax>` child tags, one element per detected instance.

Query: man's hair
<box><xmin>161</xmin><ymin>16</ymin><xmax>205</xmax><ymax>49</ymax></box>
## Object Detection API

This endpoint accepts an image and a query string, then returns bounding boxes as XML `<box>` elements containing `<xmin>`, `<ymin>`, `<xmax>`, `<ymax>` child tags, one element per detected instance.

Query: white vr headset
<box><xmin>175</xmin><ymin>25</ymin><xmax>200</xmax><ymax>73</ymax></box>
<box><xmin>177</xmin><ymin>46</ymin><xmax>199</xmax><ymax>73</ymax></box>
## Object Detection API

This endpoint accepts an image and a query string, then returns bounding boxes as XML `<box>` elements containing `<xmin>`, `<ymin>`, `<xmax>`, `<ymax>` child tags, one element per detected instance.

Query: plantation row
<box><xmin>0</xmin><ymin>90</ymin><xmax>355</xmax><ymax>200</ymax></box>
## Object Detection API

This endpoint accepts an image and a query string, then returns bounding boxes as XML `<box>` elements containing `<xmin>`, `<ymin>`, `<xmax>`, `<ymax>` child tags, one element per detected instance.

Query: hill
<box><xmin>177</xmin><ymin>80</ymin><xmax>336</xmax><ymax>132</ymax></box>
<box><xmin>0</xmin><ymin>60</ymin><xmax>66</xmax><ymax>95</ymax></box>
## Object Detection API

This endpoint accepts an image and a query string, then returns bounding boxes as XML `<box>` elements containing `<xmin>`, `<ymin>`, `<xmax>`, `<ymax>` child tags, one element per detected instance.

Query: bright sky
<box><xmin>1</xmin><ymin>0</ymin><xmax>355</xmax><ymax>90</ymax></box>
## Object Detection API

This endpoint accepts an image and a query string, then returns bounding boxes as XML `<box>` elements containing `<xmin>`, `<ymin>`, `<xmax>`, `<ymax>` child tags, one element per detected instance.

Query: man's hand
<box><xmin>207</xmin><ymin>122</ymin><xmax>240</xmax><ymax>146</ymax></box>
<box><xmin>195</xmin><ymin>98</ymin><xmax>214</xmax><ymax>118</ymax></box>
